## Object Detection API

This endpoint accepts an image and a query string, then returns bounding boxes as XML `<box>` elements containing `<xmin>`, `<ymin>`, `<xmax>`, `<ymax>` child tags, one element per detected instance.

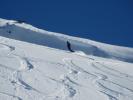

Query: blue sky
<box><xmin>0</xmin><ymin>0</ymin><xmax>133</xmax><ymax>47</ymax></box>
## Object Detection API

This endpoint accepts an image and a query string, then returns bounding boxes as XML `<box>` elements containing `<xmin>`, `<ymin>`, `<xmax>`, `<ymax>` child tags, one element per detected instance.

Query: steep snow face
<box><xmin>0</xmin><ymin>18</ymin><xmax>133</xmax><ymax>100</ymax></box>
<box><xmin>0</xmin><ymin>36</ymin><xmax>133</xmax><ymax>100</ymax></box>
<box><xmin>0</xmin><ymin>18</ymin><xmax>133</xmax><ymax>63</ymax></box>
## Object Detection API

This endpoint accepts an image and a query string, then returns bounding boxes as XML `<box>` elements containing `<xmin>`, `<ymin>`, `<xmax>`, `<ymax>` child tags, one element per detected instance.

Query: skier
<box><xmin>66</xmin><ymin>41</ymin><xmax>74</xmax><ymax>52</ymax></box>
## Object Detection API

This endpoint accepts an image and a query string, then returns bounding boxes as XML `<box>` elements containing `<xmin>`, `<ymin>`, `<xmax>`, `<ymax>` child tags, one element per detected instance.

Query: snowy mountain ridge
<box><xmin>0</xmin><ymin>18</ymin><xmax>133</xmax><ymax>63</ymax></box>
<box><xmin>0</xmin><ymin>18</ymin><xmax>133</xmax><ymax>100</ymax></box>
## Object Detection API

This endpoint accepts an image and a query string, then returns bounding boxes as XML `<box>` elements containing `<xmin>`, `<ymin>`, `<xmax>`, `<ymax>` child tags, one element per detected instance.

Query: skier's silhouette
<box><xmin>67</xmin><ymin>41</ymin><xmax>74</xmax><ymax>52</ymax></box>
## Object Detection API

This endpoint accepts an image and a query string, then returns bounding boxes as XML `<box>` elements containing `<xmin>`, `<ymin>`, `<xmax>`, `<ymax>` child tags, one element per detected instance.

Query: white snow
<box><xmin>0</xmin><ymin>18</ymin><xmax>133</xmax><ymax>100</ymax></box>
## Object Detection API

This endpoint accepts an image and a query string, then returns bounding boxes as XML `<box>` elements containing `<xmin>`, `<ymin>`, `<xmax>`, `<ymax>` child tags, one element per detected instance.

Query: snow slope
<box><xmin>0</xmin><ymin>18</ymin><xmax>133</xmax><ymax>63</ymax></box>
<box><xmin>0</xmin><ymin>18</ymin><xmax>133</xmax><ymax>100</ymax></box>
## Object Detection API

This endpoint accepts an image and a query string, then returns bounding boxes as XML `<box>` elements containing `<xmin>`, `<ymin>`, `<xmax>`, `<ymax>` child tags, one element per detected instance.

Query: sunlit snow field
<box><xmin>0</xmin><ymin>18</ymin><xmax>133</xmax><ymax>100</ymax></box>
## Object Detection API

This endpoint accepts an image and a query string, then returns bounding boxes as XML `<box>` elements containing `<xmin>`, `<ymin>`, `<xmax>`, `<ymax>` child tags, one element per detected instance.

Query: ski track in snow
<box><xmin>0</xmin><ymin>42</ymin><xmax>47</xmax><ymax>99</ymax></box>
<box><xmin>0</xmin><ymin>43</ymin><xmax>15</xmax><ymax>51</ymax></box>
<box><xmin>0</xmin><ymin>47</ymin><xmax>44</xmax><ymax>99</ymax></box>
<box><xmin>0</xmin><ymin>43</ymin><xmax>133</xmax><ymax>100</ymax></box>
<box><xmin>10</xmin><ymin>55</ymin><xmax>47</xmax><ymax>100</ymax></box>
<box><xmin>0</xmin><ymin>91</ymin><xmax>22</xmax><ymax>100</ymax></box>
<box><xmin>1</xmin><ymin>18</ymin><xmax>133</xmax><ymax>100</ymax></box>
<box><xmin>62</xmin><ymin>58</ymin><xmax>133</xmax><ymax>100</ymax></box>
<box><xmin>91</xmin><ymin>62</ymin><xmax>133</xmax><ymax>100</ymax></box>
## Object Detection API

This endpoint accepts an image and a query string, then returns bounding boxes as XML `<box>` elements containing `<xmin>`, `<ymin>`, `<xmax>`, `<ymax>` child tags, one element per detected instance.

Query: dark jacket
<box><xmin>67</xmin><ymin>41</ymin><xmax>74</xmax><ymax>52</ymax></box>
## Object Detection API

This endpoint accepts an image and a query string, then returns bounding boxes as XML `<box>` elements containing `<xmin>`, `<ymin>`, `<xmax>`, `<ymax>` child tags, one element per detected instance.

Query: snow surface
<box><xmin>0</xmin><ymin>18</ymin><xmax>133</xmax><ymax>100</ymax></box>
